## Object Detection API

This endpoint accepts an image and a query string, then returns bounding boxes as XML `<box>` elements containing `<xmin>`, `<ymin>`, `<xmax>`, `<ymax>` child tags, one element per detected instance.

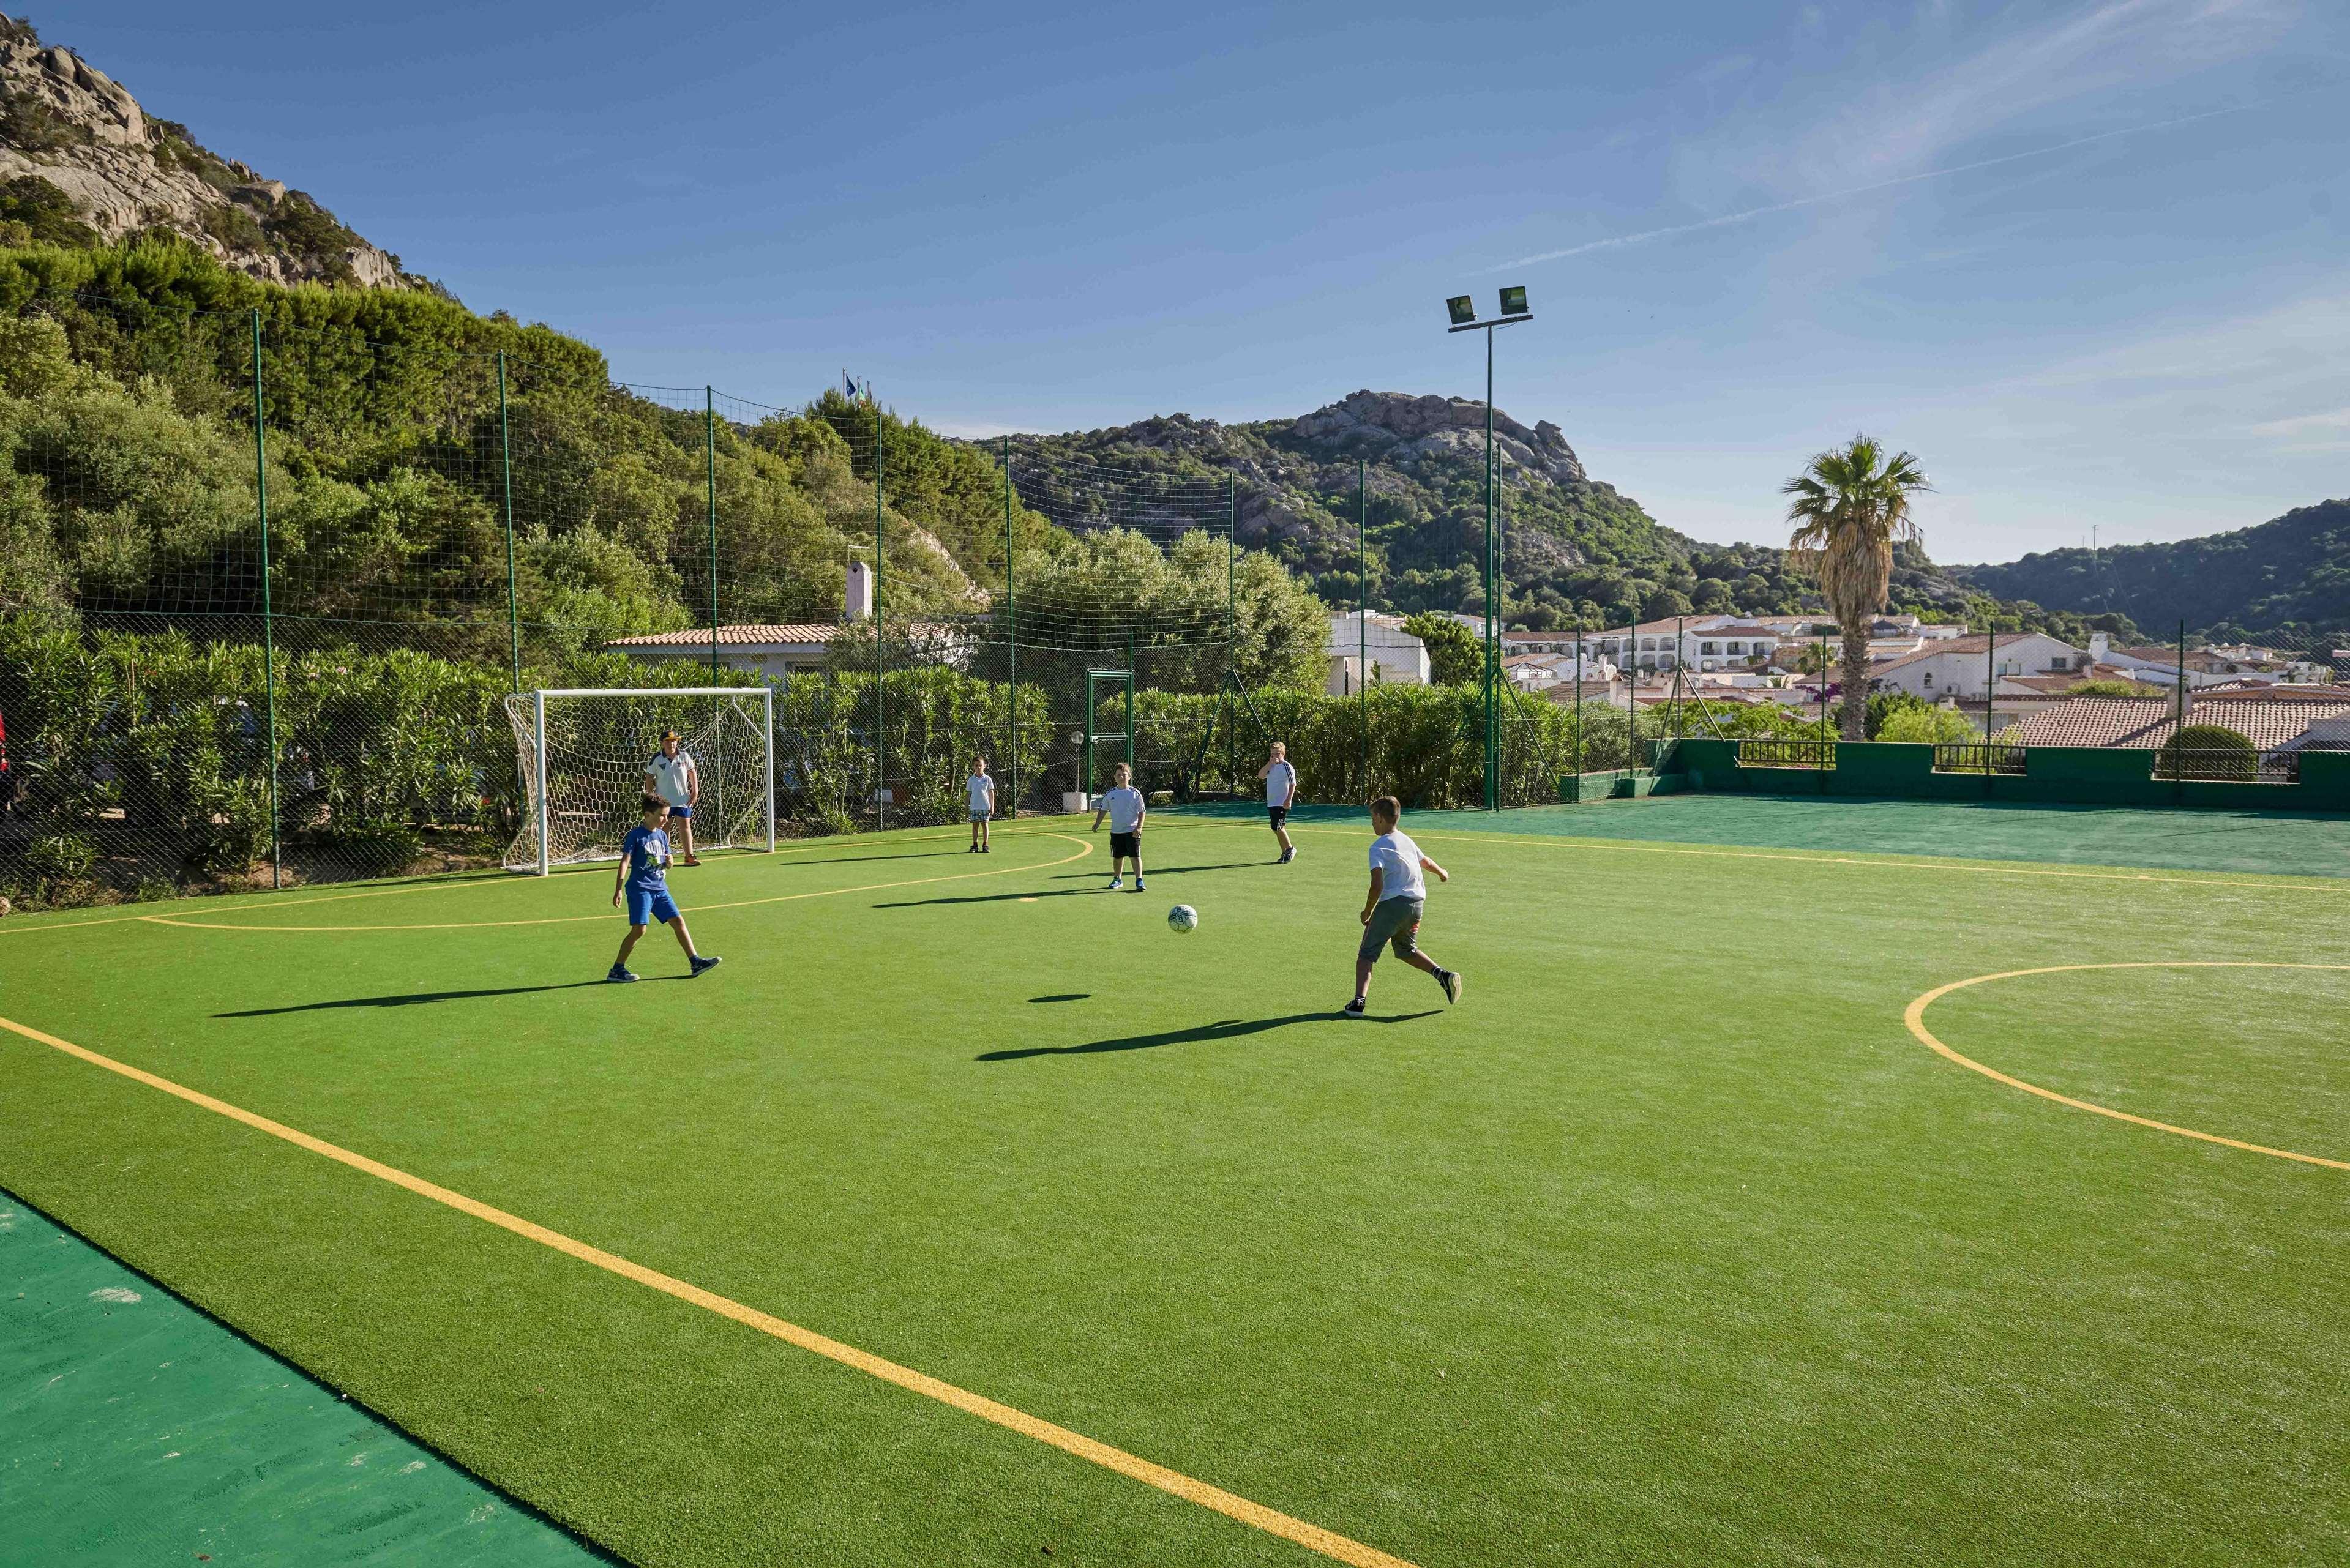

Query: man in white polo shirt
<box><xmin>643</xmin><ymin>730</ymin><xmax>702</xmax><ymax>866</ymax></box>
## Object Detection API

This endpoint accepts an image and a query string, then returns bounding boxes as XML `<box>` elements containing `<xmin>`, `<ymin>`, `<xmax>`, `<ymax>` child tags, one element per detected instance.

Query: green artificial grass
<box><xmin>3</xmin><ymin>805</ymin><xmax>2348</xmax><ymax>1566</ymax></box>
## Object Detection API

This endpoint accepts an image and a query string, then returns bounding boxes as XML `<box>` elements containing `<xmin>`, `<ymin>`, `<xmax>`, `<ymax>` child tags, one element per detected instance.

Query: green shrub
<box><xmin>2158</xmin><ymin>723</ymin><xmax>2258</xmax><ymax>781</ymax></box>
<box><xmin>310</xmin><ymin>816</ymin><xmax>422</xmax><ymax>875</ymax></box>
<box><xmin>24</xmin><ymin>829</ymin><xmax>98</xmax><ymax>889</ymax></box>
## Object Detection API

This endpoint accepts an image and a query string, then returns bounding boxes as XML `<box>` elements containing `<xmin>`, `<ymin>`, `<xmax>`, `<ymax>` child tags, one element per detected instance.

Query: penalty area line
<box><xmin>0</xmin><ymin>1009</ymin><xmax>1418</xmax><ymax>1568</ymax></box>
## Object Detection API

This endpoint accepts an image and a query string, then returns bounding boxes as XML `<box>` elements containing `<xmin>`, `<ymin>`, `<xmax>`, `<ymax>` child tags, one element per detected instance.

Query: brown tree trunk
<box><xmin>1838</xmin><ymin>615</ymin><xmax>1871</xmax><ymax>741</ymax></box>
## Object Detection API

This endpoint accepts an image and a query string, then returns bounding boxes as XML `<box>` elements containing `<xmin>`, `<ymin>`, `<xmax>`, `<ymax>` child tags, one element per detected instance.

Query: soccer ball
<box><xmin>1167</xmin><ymin>904</ymin><xmax>1197</xmax><ymax>934</ymax></box>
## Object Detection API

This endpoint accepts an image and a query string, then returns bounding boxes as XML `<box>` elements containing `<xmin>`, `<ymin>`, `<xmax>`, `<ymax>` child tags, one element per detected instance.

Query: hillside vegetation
<box><xmin>1956</xmin><ymin>500</ymin><xmax>2350</xmax><ymax>644</ymax></box>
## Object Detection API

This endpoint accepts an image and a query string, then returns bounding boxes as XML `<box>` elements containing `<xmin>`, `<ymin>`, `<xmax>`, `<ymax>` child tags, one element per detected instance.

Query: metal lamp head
<box><xmin>1499</xmin><ymin>285</ymin><xmax>1529</xmax><ymax>317</ymax></box>
<box><xmin>1446</xmin><ymin>295</ymin><xmax>1477</xmax><ymax>327</ymax></box>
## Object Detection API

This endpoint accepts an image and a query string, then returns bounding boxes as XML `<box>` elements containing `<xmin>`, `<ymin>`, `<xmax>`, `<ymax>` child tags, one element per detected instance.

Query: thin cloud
<box><xmin>1494</xmin><ymin>106</ymin><xmax>2247</xmax><ymax>270</ymax></box>
<box><xmin>2249</xmin><ymin>406</ymin><xmax>2350</xmax><ymax>438</ymax></box>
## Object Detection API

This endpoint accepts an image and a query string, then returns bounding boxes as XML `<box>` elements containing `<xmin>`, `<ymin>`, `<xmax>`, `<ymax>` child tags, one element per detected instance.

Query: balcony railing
<box><xmin>1933</xmin><ymin>743</ymin><xmax>2026</xmax><ymax>775</ymax></box>
<box><xmin>1737</xmin><ymin>737</ymin><xmax>1835</xmax><ymax>770</ymax></box>
<box><xmin>2151</xmin><ymin>748</ymin><xmax>2299</xmax><ymax>783</ymax></box>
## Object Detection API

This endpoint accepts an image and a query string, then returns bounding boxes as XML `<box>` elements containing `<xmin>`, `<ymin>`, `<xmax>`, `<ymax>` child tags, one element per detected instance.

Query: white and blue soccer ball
<box><xmin>1166</xmin><ymin>903</ymin><xmax>1198</xmax><ymax>935</ymax></box>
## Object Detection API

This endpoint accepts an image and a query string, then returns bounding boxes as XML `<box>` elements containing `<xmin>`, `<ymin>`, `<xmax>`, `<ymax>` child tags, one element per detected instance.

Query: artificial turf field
<box><xmin>4</xmin><ymin>799</ymin><xmax>2349</xmax><ymax>1566</ymax></box>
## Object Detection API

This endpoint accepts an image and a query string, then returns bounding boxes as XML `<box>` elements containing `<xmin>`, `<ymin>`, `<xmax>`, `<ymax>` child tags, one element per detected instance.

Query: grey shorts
<box><xmin>1358</xmin><ymin>896</ymin><xmax>1424</xmax><ymax>963</ymax></box>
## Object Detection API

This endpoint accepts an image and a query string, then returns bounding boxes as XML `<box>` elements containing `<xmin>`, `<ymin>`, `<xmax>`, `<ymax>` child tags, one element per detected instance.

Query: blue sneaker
<box><xmin>607</xmin><ymin>965</ymin><xmax>637</xmax><ymax>984</ymax></box>
<box><xmin>689</xmin><ymin>955</ymin><xmax>723</xmax><ymax>978</ymax></box>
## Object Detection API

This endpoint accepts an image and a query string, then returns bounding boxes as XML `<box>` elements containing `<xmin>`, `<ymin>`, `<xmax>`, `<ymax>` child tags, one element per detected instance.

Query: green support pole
<box><xmin>874</xmin><ymin>405</ymin><xmax>886</xmax><ymax>830</ymax></box>
<box><xmin>1984</xmin><ymin>625</ymin><xmax>1997</xmax><ymax>793</ymax></box>
<box><xmin>1003</xmin><ymin>437</ymin><xmax>1016</xmax><ymax>816</ymax></box>
<box><xmin>1573</xmin><ymin>629</ymin><xmax>1584</xmax><ymax>791</ymax></box>
<box><xmin>1227</xmin><ymin>475</ymin><xmax>1238</xmax><ymax>794</ymax></box>
<box><xmin>250</xmin><ymin>310</ymin><xmax>282</xmax><ymax>889</ymax></box>
<box><xmin>1125</xmin><ymin>632</ymin><xmax>1136</xmax><ymax>774</ymax></box>
<box><xmin>2176</xmin><ymin>619</ymin><xmax>2188</xmax><ymax>734</ymax></box>
<box><xmin>498</xmin><ymin>352</ymin><xmax>519</xmax><ymax>689</ymax></box>
<box><xmin>1358</xmin><ymin>458</ymin><xmax>1368</xmax><ymax>797</ymax></box>
<box><xmin>705</xmin><ymin>387</ymin><xmax>720</xmax><ymax>684</ymax></box>
<box><xmin>1483</xmin><ymin>329</ymin><xmax>1498</xmax><ymax>811</ymax></box>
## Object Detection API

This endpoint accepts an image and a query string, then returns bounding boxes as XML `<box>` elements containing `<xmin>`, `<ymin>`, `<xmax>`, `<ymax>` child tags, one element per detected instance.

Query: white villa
<box><xmin>1327</xmin><ymin>610</ymin><xmax>1431</xmax><ymax>693</ymax></box>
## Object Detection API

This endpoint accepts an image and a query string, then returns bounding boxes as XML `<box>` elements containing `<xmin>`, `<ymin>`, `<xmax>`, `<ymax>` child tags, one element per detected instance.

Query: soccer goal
<box><xmin>502</xmin><ymin>687</ymin><xmax>775</xmax><ymax>875</ymax></box>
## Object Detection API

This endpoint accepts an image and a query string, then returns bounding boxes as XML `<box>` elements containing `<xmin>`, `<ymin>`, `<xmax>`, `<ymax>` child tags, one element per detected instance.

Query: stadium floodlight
<box><xmin>1439</xmin><ymin>284</ymin><xmax>1535</xmax><ymax>809</ymax></box>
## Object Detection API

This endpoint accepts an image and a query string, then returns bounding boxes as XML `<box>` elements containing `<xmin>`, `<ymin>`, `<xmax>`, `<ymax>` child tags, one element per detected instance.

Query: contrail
<box><xmin>1491</xmin><ymin>105</ymin><xmax>2248</xmax><ymax>270</ymax></box>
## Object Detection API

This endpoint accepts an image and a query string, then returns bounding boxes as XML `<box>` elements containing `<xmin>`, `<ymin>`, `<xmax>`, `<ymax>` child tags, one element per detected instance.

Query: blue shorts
<box><xmin>626</xmin><ymin>887</ymin><xmax>680</xmax><ymax>927</ymax></box>
<box><xmin>665</xmin><ymin>804</ymin><xmax>692</xmax><ymax>821</ymax></box>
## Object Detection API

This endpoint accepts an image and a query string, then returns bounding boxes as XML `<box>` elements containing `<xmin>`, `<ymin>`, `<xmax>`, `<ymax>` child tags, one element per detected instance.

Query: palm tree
<box><xmin>1783</xmin><ymin>435</ymin><xmax>1932</xmax><ymax>739</ymax></box>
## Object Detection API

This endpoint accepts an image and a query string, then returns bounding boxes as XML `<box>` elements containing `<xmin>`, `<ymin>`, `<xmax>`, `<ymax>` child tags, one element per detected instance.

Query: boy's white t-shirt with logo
<box><xmin>646</xmin><ymin>750</ymin><xmax>696</xmax><ymax>807</ymax></box>
<box><xmin>1101</xmin><ymin>785</ymin><xmax>1145</xmax><ymax>833</ymax></box>
<box><xmin>1368</xmin><ymin>829</ymin><xmax>1426</xmax><ymax>902</ymax></box>
<box><xmin>1265</xmin><ymin>759</ymin><xmax>1297</xmax><ymax>805</ymax></box>
<box><xmin>967</xmin><ymin>774</ymin><xmax>994</xmax><ymax>812</ymax></box>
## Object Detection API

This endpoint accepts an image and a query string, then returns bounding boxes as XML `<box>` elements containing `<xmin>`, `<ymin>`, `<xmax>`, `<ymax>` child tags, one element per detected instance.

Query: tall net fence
<box><xmin>16</xmin><ymin>285</ymin><xmax>2325</xmax><ymax>909</ymax></box>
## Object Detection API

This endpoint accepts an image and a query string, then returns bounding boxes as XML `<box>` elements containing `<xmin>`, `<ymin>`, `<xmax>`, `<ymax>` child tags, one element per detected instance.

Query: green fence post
<box><xmin>1574</xmin><ymin>629</ymin><xmax>1584</xmax><ymax>791</ymax></box>
<box><xmin>498</xmin><ymin>351</ymin><xmax>519</xmax><ymax>689</ymax></box>
<box><xmin>1358</xmin><ymin>458</ymin><xmax>1368</xmax><ymax>798</ymax></box>
<box><xmin>705</xmin><ymin>387</ymin><xmax>720</xmax><ymax>684</ymax></box>
<box><xmin>1125</xmin><ymin>630</ymin><xmax>1136</xmax><ymax>774</ymax></box>
<box><xmin>250</xmin><ymin>308</ymin><xmax>282</xmax><ymax>890</ymax></box>
<box><xmin>875</xmin><ymin>405</ymin><xmax>886</xmax><ymax>831</ymax></box>
<box><xmin>1227</xmin><ymin>474</ymin><xmax>1238</xmax><ymax>795</ymax></box>
<box><xmin>1003</xmin><ymin>436</ymin><xmax>1016</xmax><ymax>816</ymax></box>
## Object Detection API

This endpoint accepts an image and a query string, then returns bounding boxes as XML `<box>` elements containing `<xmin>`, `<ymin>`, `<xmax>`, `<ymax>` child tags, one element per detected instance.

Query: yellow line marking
<box><xmin>0</xmin><ymin>1012</ymin><xmax>1415</xmax><ymax>1568</ymax></box>
<box><xmin>136</xmin><ymin>834</ymin><xmax>1096</xmax><ymax>933</ymax></box>
<box><xmin>1903</xmin><ymin>961</ymin><xmax>2350</xmax><ymax>1171</ymax></box>
<box><xmin>1181</xmin><ymin>816</ymin><xmax>2350</xmax><ymax>896</ymax></box>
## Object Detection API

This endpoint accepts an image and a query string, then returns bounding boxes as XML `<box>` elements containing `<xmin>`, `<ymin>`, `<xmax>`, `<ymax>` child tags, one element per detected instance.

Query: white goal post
<box><xmin>503</xmin><ymin>687</ymin><xmax>775</xmax><ymax>875</ymax></box>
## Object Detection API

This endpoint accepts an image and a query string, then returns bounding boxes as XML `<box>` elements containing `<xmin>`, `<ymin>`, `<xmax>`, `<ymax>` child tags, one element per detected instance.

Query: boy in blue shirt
<box><xmin>609</xmin><ymin>797</ymin><xmax>722</xmax><ymax>982</ymax></box>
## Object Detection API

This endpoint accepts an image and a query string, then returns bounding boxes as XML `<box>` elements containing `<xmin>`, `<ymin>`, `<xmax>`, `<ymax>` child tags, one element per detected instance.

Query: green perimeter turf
<box><xmin>2</xmin><ymin>812</ymin><xmax>2348</xmax><ymax>1566</ymax></box>
<box><xmin>1177</xmin><ymin>792</ymin><xmax>2350</xmax><ymax>879</ymax></box>
<box><xmin>1</xmin><ymin>1192</ymin><xmax>605</xmax><ymax>1566</ymax></box>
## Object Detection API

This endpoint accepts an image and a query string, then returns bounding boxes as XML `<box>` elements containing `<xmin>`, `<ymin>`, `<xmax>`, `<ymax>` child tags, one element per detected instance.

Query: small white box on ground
<box><xmin>1062</xmin><ymin>791</ymin><xmax>1092</xmax><ymax>814</ymax></box>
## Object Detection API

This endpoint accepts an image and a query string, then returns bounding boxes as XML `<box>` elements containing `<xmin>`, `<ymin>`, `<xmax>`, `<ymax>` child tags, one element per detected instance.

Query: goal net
<box><xmin>503</xmin><ymin>687</ymin><xmax>775</xmax><ymax>873</ymax></box>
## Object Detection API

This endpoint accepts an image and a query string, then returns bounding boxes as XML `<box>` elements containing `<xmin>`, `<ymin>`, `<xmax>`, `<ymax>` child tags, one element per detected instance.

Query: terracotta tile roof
<box><xmin>605</xmin><ymin>622</ymin><xmax>964</xmax><ymax>649</ymax></box>
<box><xmin>2004</xmin><ymin>695</ymin><xmax>2350</xmax><ymax>750</ymax></box>
<box><xmin>605</xmin><ymin>624</ymin><xmax>839</xmax><ymax>648</ymax></box>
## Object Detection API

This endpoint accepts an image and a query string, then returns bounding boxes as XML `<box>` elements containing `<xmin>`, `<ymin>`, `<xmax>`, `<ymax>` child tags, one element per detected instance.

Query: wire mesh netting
<box><xmin>10</xmin><ymin>286</ymin><xmax>2338</xmax><ymax>911</ymax></box>
<box><xmin>503</xmin><ymin>689</ymin><xmax>773</xmax><ymax>870</ymax></box>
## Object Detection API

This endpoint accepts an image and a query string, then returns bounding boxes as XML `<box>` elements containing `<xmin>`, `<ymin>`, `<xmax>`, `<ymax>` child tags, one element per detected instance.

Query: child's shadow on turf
<box><xmin>215</xmin><ymin>979</ymin><xmax>684</xmax><ymax>1016</ymax></box>
<box><xmin>978</xmin><ymin>1010</ymin><xmax>1438</xmax><ymax>1060</ymax></box>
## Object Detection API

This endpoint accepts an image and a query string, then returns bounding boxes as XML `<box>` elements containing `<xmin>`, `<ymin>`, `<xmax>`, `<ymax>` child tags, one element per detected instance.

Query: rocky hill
<box><xmin>0</xmin><ymin>13</ymin><xmax>408</xmax><ymax>288</ymax></box>
<box><xmin>1014</xmin><ymin>391</ymin><xmax>1982</xmax><ymax>630</ymax></box>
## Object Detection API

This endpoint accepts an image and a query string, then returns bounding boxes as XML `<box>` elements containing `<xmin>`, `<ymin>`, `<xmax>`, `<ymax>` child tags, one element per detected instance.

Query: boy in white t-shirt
<box><xmin>1090</xmin><ymin>762</ymin><xmax>1147</xmax><ymax>892</ymax></box>
<box><xmin>1257</xmin><ymin>742</ymin><xmax>1298</xmax><ymax>864</ymax></box>
<box><xmin>643</xmin><ymin>731</ymin><xmax>702</xmax><ymax>865</ymax></box>
<box><xmin>1344</xmin><ymin>795</ymin><xmax>1461</xmax><ymax>1017</ymax></box>
<box><xmin>966</xmin><ymin>756</ymin><xmax>995</xmax><ymax>854</ymax></box>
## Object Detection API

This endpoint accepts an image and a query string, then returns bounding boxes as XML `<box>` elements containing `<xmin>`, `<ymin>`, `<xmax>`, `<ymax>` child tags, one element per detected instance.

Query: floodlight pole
<box><xmin>1449</xmin><ymin>305</ymin><xmax>1532</xmax><ymax>811</ymax></box>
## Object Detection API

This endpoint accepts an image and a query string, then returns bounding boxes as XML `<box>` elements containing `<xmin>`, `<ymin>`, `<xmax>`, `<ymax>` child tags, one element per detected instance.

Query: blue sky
<box><xmin>40</xmin><ymin>0</ymin><xmax>2350</xmax><ymax>562</ymax></box>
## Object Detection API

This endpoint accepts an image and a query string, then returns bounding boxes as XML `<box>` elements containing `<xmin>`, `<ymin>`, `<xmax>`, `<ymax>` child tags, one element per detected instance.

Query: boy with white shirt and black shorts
<box><xmin>1344</xmin><ymin>795</ymin><xmax>1462</xmax><ymax>1017</ymax></box>
<box><xmin>1257</xmin><ymin>741</ymin><xmax>1298</xmax><ymax>864</ymax></box>
<box><xmin>966</xmin><ymin>756</ymin><xmax>995</xmax><ymax>853</ymax></box>
<box><xmin>1091</xmin><ymin>762</ymin><xmax>1146</xmax><ymax>892</ymax></box>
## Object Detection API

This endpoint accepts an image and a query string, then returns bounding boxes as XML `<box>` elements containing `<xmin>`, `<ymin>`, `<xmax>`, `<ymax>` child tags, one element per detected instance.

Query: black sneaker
<box><xmin>607</xmin><ymin>965</ymin><xmax>637</xmax><ymax>984</ymax></box>
<box><xmin>1340</xmin><ymin>998</ymin><xmax>1367</xmax><ymax>1018</ymax></box>
<box><xmin>689</xmin><ymin>955</ymin><xmax>723</xmax><ymax>978</ymax></box>
<box><xmin>1278</xmin><ymin>849</ymin><xmax>1294</xmax><ymax>864</ymax></box>
<box><xmin>1437</xmin><ymin>969</ymin><xmax>1464</xmax><ymax>1004</ymax></box>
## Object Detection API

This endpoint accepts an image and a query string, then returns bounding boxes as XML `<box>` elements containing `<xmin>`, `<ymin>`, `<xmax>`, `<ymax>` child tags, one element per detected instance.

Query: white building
<box><xmin>1868</xmin><ymin>632</ymin><xmax>2090</xmax><ymax>701</ymax></box>
<box><xmin>1327</xmin><ymin>611</ymin><xmax>1430</xmax><ymax>692</ymax></box>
